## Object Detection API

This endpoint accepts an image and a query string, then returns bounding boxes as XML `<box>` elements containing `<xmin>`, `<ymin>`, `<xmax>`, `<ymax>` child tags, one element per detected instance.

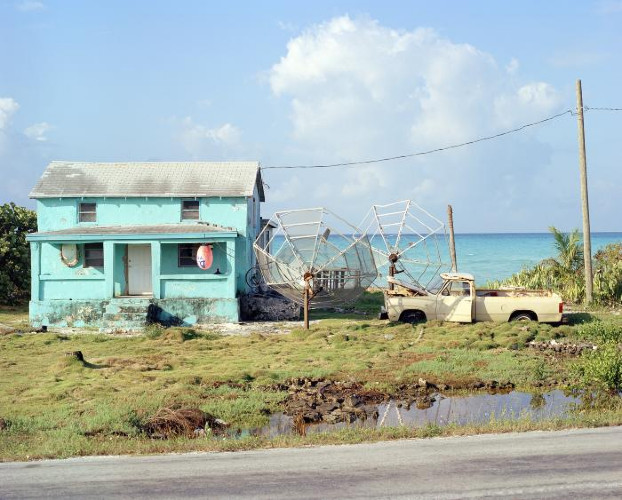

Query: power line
<box><xmin>585</xmin><ymin>106</ymin><xmax>622</xmax><ymax>111</ymax></box>
<box><xmin>262</xmin><ymin>109</ymin><xmax>574</xmax><ymax>170</ymax></box>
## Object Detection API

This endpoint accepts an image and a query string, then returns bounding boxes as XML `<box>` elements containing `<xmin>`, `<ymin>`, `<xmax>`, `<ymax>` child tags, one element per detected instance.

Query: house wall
<box><xmin>30</xmin><ymin>238</ymin><xmax>240</xmax><ymax>327</ymax></box>
<box><xmin>38</xmin><ymin>241</ymin><xmax>106</xmax><ymax>300</ymax></box>
<box><xmin>36</xmin><ymin>195</ymin><xmax>260</xmax><ymax>294</ymax></box>
<box><xmin>37</xmin><ymin>197</ymin><xmax>249</xmax><ymax>233</ymax></box>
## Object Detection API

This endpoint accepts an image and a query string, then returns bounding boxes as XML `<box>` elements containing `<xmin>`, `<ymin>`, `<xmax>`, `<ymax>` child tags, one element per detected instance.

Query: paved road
<box><xmin>2</xmin><ymin>427</ymin><xmax>622</xmax><ymax>499</ymax></box>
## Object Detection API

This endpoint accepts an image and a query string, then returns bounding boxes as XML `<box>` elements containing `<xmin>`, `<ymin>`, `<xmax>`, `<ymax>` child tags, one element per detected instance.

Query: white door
<box><xmin>128</xmin><ymin>245</ymin><xmax>152</xmax><ymax>295</ymax></box>
<box><xmin>436</xmin><ymin>280</ymin><xmax>473</xmax><ymax>322</ymax></box>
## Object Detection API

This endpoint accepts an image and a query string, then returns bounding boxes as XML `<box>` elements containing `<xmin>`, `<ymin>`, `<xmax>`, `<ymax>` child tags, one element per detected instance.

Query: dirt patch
<box><xmin>197</xmin><ymin>321</ymin><xmax>306</xmax><ymax>336</ymax></box>
<box><xmin>143</xmin><ymin>408</ymin><xmax>228</xmax><ymax>439</ymax></box>
<box><xmin>0</xmin><ymin>323</ymin><xmax>16</xmax><ymax>335</ymax></box>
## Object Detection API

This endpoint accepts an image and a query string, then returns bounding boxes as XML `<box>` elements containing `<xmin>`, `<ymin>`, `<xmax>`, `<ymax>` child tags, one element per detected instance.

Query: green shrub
<box><xmin>576</xmin><ymin>341</ymin><xmax>622</xmax><ymax>392</ymax></box>
<box><xmin>578</xmin><ymin>320</ymin><xmax>622</xmax><ymax>344</ymax></box>
<box><xmin>594</xmin><ymin>243</ymin><xmax>622</xmax><ymax>305</ymax></box>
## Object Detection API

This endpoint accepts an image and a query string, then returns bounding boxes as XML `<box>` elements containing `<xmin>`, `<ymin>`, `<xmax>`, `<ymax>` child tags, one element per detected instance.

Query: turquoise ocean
<box><xmin>270</xmin><ymin>232</ymin><xmax>622</xmax><ymax>286</ymax></box>
<box><xmin>445</xmin><ymin>232</ymin><xmax>622</xmax><ymax>284</ymax></box>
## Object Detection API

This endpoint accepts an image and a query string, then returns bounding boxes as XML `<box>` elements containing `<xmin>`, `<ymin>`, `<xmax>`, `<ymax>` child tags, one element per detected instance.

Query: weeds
<box><xmin>578</xmin><ymin>320</ymin><xmax>622</xmax><ymax>344</ymax></box>
<box><xmin>2</xmin><ymin>303</ymin><xmax>622</xmax><ymax>461</ymax></box>
<box><xmin>575</xmin><ymin>342</ymin><xmax>622</xmax><ymax>392</ymax></box>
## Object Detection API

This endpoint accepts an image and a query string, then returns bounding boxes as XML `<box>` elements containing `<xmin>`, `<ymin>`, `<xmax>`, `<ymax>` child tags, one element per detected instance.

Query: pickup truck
<box><xmin>383</xmin><ymin>272</ymin><xmax>563</xmax><ymax>323</ymax></box>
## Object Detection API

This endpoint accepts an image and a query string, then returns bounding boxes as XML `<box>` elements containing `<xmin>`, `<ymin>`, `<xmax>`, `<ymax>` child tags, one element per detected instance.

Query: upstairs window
<box><xmin>181</xmin><ymin>200</ymin><xmax>199</xmax><ymax>220</ymax></box>
<box><xmin>178</xmin><ymin>244</ymin><xmax>199</xmax><ymax>267</ymax></box>
<box><xmin>84</xmin><ymin>243</ymin><xmax>104</xmax><ymax>267</ymax></box>
<box><xmin>79</xmin><ymin>202</ymin><xmax>97</xmax><ymax>222</ymax></box>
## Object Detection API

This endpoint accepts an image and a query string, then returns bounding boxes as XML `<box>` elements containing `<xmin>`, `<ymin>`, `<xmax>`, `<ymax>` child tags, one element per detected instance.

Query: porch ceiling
<box><xmin>27</xmin><ymin>223</ymin><xmax>238</xmax><ymax>242</ymax></box>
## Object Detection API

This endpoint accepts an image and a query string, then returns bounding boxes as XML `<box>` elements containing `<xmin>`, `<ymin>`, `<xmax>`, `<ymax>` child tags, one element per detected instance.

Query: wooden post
<box><xmin>303</xmin><ymin>272</ymin><xmax>313</xmax><ymax>330</ymax></box>
<box><xmin>447</xmin><ymin>205</ymin><xmax>458</xmax><ymax>272</ymax></box>
<box><xmin>576</xmin><ymin>79</ymin><xmax>593</xmax><ymax>304</ymax></box>
<box><xmin>303</xmin><ymin>285</ymin><xmax>309</xmax><ymax>330</ymax></box>
<box><xmin>388</xmin><ymin>254</ymin><xmax>398</xmax><ymax>290</ymax></box>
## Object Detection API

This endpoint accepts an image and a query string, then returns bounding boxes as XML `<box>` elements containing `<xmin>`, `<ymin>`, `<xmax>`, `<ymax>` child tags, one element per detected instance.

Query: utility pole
<box><xmin>576</xmin><ymin>79</ymin><xmax>593</xmax><ymax>304</ymax></box>
<box><xmin>447</xmin><ymin>205</ymin><xmax>457</xmax><ymax>272</ymax></box>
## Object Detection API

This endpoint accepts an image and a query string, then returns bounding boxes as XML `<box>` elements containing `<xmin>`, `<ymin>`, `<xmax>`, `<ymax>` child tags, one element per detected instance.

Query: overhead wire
<box><xmin>584</xmin><ymin>106</ymin><xmax>622</xmax><ymax>112</ymax></box>
<box><xmin>261</xmin><ymin>109</ymin><xmax>574</xmax><ymax>170</ymax></box>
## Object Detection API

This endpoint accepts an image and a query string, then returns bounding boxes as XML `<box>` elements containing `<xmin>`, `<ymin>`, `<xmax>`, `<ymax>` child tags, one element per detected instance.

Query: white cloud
<box><xmin>15</xmin><ymin>1</ymin><xmax>45</xmax><ymax>12</ymax></box>
<box><xmin>341</xmin><ymin>166</ymin><xmax>388</xmax><ymax>197</ymax></box>
<box><xmin>24</xmin><ymin>122</ymin><xmax>51</xmax><ymax>141</ymax></box>
<box><xmin>0</xmin><ymin>98</ymin><xmax>20</xmax><ymax>130</ymax></box>
<box><xmin>265</xmin><ymin>15</ymin><xmax>565</xmax><ymax>231</ymax></box>
<box><xmin>269</xmin><ymin>175</ymin><xmax>303</xmax><ymax>203</ymax></box>
<box><xmin>506</xmin><ymin>58</ymin><xmax>519</xmax><ymax>75</ymax></box>
<box><xmin>179</xmin><ymin>117</ymin><xmax>242</xmax><ymax>157</ymax></box>
<box><xmin>494</xmin><ymin>82</ymin><xmax>562</xmax><ymax>128</ymax></box>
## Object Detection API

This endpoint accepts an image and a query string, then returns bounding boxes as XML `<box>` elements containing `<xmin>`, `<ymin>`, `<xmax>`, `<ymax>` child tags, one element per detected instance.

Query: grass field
<box><xmin>1</xmin><ymin>294</ymin><xmax>621</xmax><ymax>461</ymax></box>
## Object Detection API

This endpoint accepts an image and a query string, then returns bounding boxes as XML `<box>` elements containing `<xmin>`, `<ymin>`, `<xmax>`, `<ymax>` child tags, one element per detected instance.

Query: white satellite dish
<box><xmin>358</xmin><ymin>200</ymin><xmax>450</xmax><ymax>290</ymax></box>
<box><xmin>254</xmin><ymin>207</ymin><xmax>378</xmax><ymax>329</ymax></box>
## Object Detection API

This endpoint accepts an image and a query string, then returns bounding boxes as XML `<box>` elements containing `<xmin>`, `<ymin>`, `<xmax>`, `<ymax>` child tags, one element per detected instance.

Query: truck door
<box><xmin>436</xmin><ymin>280</ymin><xmax>474</xmax><ymax>322</ymax></box>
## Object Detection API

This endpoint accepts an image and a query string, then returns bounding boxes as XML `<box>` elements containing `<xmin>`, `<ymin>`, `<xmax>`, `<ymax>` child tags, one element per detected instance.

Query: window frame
<box><xmin>181</xmin><ymin>199</ymin><xmax>200</xmax><ymax>221</ymax></box>
<box><xmin>178</xmin><ymin>243</ymin><xmax>199</xmax><ymax>267</ymax></box>
<box><xmin>78</xmin><ymin>202</ymin><xmax>97</xmax><ymax>223</ymax></box>
<box><xmin>84</xmin><ymin>243</ymin><xmax>104</xmax><ymax>268</ymax></box>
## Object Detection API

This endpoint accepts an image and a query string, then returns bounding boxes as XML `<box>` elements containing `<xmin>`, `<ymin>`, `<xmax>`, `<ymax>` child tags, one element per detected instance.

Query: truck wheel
<box><xmin>400</xmin><ymin>310</ymin><xmax>426</xmax><ymax>324</ymax></box>
<box><xmin>511</xmin><ymin>312</ymin><xmax>535</xmax><ymax>322</ymax></box>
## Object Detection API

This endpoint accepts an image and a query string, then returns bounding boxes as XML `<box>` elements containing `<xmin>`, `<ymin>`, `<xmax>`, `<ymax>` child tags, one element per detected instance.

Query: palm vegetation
<box><xmin>489</xmin><ymin>227</ymin><xmax>622</xmax><ymax>305</ymax></box>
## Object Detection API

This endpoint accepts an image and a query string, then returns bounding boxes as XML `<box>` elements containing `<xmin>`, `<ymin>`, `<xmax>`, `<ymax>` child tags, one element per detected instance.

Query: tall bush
<box><xmin>0</xmin><ymin>203</ymin><xmax>37</xmax><ymax>304</ymax></box>
<box><xmin>593</xmin><ymin>243</ymin><xmax>622</xmax><ymax>305</ymax></box>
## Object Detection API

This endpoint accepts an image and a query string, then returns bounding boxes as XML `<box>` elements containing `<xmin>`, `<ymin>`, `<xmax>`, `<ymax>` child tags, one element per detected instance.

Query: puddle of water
<box><xmin>227</xmin><ymin>390</ymin><xmax>580</xmax><ymax>439</ymax></box>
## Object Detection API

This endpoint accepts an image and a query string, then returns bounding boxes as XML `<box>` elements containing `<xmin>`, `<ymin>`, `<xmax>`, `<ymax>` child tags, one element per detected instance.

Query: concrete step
<box><xmin>102</xmin><ymin>313</ymin><xmax>147</xmax><ymax>323</ymax></box>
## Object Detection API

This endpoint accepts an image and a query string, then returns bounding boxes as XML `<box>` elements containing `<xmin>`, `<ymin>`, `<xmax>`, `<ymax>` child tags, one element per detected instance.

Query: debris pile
<box><xmin>240</xmin><ymin>293</ymin><xmax>301</xmax><ymax>321</ymax></box>
<box><xmin>276</xmin><ymin>378</ymin><xmax>384</xmax><ymax>424</ymax></box>
<box><xmin>143</xmin><ymin>408</ymin><xmax>228</xmax><ymax>439</ymax></box>
<box><xmin>528</xmin><ymin>339</ymin><xmax>597</xmax><ymax>355</ymax></box>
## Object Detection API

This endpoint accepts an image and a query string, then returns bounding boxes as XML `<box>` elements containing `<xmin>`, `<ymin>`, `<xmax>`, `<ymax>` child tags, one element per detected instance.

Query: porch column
<box><xmin>30</xmin><ymin>242</ymin><xmax>40</xmax><ymax>301</ymax></box>
<box><xmin>103</xmin><ymin>241</ymin><xmax>114</xmax><ymax>298</ymax></box>
<box><xmin>227</xmin><ymin>239</ymin><xmax>236</xmax><ymax>296</ymax></box>
<box><xmin>151</xmin><ymin>241</ymin><xmax>161</xmax><ymax>299</ymax></box>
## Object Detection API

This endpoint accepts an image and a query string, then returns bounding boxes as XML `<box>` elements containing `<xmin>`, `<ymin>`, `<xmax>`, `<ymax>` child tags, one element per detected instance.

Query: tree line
<box><xmin>0</xmin><ymin>203</ymin><xmax>36</xmax><ymax>305</ymax></box>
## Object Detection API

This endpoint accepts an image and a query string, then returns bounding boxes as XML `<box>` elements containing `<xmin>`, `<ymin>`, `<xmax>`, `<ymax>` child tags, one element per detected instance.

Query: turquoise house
<box><xmin>27</xmin><ymin>161</ymin><xmax>265</xmax><ymax>328</ymax></box>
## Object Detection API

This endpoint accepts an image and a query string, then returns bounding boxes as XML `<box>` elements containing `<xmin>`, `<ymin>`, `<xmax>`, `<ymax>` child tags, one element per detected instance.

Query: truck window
<box><xmin>447</xmin><ymin>281</ymin><xmax>471</xmax><ymax>297</ymax></box>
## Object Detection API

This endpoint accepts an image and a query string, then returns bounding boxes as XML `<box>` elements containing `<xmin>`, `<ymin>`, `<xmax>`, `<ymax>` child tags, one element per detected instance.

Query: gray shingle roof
<box><xmin>30</xmin><ymin>161</ymin><xmax>265</xmax><ymax>201</ymax></box>
<box><xmin>31</xmin><ymin>223</ymin><xmax>236</xmax><ymax>236</ymax></box>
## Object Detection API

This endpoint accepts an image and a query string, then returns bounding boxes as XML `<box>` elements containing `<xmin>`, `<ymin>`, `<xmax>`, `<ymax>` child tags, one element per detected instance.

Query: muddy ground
<box><xmin>274</xmin><ymin>377</ymin><xmax>516</xmax><ymax>426</ymax></box>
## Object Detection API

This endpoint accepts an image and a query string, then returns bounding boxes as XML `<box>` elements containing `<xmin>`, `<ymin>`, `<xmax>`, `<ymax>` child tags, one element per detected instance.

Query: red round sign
<box><xmin>196</xmin><ymin>244</ymin><xmax>213</xmax><ymax>270</ymax></box>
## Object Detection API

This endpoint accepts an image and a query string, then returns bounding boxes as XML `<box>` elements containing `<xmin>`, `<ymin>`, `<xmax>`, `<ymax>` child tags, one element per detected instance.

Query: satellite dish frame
<box><xmin>254</xmin><ymin>207</ymin><xmax>377</xmax><ymax>330</ymax></box>
<box><xmin>361</xmin><ymin>199</ymin><xmax>448</xmax><ymax>291</ymax></box>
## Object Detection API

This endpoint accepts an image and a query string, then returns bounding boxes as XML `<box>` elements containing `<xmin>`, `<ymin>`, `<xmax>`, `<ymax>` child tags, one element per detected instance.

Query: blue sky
<box><xmin>1</xmin><ymin>0</ymin><xmax>621</xmax><ymax>232</ymax></box>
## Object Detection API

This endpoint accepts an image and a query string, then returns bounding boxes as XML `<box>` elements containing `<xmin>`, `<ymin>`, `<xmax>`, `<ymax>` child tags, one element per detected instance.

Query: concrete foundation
<box><xmin>29</xmin><ymin>297</ymin><xmax>240</xmax><ymax>329</ymax></box>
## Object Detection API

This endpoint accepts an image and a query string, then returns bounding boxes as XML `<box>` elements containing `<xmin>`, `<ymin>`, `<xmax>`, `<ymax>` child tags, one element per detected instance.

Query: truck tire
<box><xmin>400</xmin><ymin>310</ymin><xmax>426</xmax><ymax>324</ymax></box>
<box><xmin>510</xmin><ymin>311</ymin><xmax>536</xmax><ymax>322</ymax></box>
